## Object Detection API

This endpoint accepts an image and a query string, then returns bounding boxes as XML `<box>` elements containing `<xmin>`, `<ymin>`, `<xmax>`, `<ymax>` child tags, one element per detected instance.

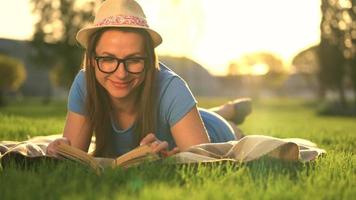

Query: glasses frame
<box><xmin>95</xmin><ymin>56</ymin><xmax>147</xmax><ymax>74</ymax></box>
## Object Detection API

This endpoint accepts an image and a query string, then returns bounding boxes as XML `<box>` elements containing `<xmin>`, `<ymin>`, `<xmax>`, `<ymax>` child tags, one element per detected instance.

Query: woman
<box><xmin>46</xmin><ymin>0</ymin><xmax>251</xmax><ymax>158</ymax></box>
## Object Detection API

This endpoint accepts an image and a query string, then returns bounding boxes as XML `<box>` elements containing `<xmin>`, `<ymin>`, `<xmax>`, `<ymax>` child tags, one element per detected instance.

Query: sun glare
<box><xmin>251</xmin><ymin>64</ymin><xmax>269</xmax><ymax>76</ymax></box>
<box><xmin>141</xmin><ymin>0</ymin><xmax>321</xmax><ymax>76</ymax></box>
<box><xmin>1</xmin><ymin>0</ymin><xmax>322</xmax><ymax>76</ymax></box>
<box><xmin>0</xmin><ymin>0</ymin><xmax>35</xmax><ymax>40</ymax></box>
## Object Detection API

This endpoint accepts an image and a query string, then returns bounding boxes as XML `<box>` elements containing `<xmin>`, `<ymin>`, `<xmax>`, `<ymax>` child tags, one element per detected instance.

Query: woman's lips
<box><xmin>109</xmin><ymin>79</ymin><xmax>131</xmax><ymax>89</ymax></box>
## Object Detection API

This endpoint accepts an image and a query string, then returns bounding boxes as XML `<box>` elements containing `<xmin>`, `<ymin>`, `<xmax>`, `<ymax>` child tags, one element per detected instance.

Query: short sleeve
<box><xmin>159</xmin><ymin>77</ymin><xmax>197</xmax><ymax>127</ymax></box>
<box><xmin>67</xmin><ymin>70</ymin><xmax>86</xmax><ymax>115</ymax></box>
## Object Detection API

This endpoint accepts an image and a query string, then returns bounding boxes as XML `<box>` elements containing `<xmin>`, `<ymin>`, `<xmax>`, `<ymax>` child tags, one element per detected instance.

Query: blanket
<box><xmin>0</xmin><ymin>134</ymin><xmax>326</xmax><ymax>168</ymax></box>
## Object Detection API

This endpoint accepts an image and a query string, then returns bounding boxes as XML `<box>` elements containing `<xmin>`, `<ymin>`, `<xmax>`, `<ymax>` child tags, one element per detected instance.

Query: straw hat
<box><xmin>76</xmin><ymin>0</ymin><xmax>162</xmax><ymax>48</ymax></box>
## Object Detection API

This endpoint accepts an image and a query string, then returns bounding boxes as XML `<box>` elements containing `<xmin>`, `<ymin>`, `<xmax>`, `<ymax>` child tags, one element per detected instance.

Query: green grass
<box><xmin>0</xmin><ymin>97</ymin><xmax>355</xmax><ymax>200</ymax></box>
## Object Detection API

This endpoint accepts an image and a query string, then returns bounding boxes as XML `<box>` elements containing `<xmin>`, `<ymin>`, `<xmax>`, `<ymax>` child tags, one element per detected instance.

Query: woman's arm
<box><xmin>62</xmin><ymin>111</ymin><xmax>92</xmax><ymax>152</ymax></box>
<box><xmin>46</xmin><ymin>111</ymin><xmax>92</xmax><ymax>156</ymax></box>
<box><xmin>139</xmin><ymin>106</ymin><xmax>209</xmax><ymax>155</ymax></box>
<box><xmin>170</xmin><ymin>106</ymin><xmax>210</xmax><ymax>151</ymax></box>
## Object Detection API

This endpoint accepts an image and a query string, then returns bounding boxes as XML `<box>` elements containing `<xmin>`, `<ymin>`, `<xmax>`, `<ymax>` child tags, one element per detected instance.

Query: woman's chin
<box><xmin>106</xmin><ymin>83</ymin><xmax>131</xmax><ymax>98</ymax></box>
<box><xmin>108</xmin><ymin>90</ymin><xmax>130</xmax><ymax>99</ymax></box>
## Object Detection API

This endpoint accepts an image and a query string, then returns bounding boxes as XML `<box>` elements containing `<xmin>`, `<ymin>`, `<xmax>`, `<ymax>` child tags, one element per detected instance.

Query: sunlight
<box><xmin>140</xmin><ymin>0</ymin><xmax>321</xmax><ymax>75</ymax></box>
<box><xmin>0</xmin><ymin>0</ymin><xmax>322</xmax><ymax>76</ymax></box>
<box><xmin>0</xmin><ymin>0</ymin><xmax>34</xmax><ymax>40</ymax></box>
<box><xmin>232</xmin><ymin>63</ymin><xmax>269</xmax><ymax>76</ymax></box>
<box><xmin>251</xmin><ymin>64</ymin><xmax>269</xmax><ymax>76</ymax></box>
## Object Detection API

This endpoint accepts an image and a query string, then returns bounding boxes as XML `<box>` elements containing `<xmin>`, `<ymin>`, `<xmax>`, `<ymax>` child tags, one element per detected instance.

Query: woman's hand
<box><xmin>140</xmin><ymin>133</ymin><xmax>180</xmax><ymax>157</ymax></box>
<box><xmin>46</xmin><ymin>137</ymin><xmax>71</xmax><ymax>157</ymax></box>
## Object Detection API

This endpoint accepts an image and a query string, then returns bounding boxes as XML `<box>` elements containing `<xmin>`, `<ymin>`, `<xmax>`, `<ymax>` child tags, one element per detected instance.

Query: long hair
<box><xmin>84</xmin><ymin>27</ymin><xmax>159</xmax><ymax>157</ymax></box>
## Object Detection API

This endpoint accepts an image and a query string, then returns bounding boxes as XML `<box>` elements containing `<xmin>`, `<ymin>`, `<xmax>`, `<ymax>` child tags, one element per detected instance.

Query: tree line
<box><xmin>0</xmin><ymin>0</ymin><xmax>355</xmax><ymax>113</ymax></box>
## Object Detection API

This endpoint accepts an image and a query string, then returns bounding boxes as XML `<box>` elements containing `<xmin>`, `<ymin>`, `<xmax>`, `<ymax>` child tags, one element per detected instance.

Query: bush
<box><xmin>49</xmin><ymin>63</ymin><xmax>76</xmax><ymax>89</ymax></box>
<box><xmin>0</xmin><ymin>54</ymin><xmax>26</xmax><ymax>105</ymax></box>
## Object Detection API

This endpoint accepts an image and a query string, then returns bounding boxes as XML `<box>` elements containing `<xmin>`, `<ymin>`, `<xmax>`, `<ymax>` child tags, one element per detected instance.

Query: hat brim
<box><xmin>76</xmin><ymin>24</ymin><xmax>162</xmax><ymax>48</ymax></box>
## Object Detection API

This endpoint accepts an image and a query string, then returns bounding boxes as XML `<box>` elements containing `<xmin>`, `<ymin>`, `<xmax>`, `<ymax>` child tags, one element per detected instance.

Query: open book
<box><xmin>56</xmin><ymin>143</ymin><xmax>160</xmax><ymax>173</ymax></box>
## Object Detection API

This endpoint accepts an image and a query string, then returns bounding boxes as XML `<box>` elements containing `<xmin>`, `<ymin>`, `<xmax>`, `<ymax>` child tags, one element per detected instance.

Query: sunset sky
<box><xmin>0</xmin><ymin>0</ymin><xmax>321</xmax><ymax>75</ymax></box>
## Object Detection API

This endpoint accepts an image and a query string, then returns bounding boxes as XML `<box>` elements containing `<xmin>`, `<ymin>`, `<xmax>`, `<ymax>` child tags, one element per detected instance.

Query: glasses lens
<box><xmin>97</xmin><ymin>57</ymin><xmax>117</xmax><ymax>73</ymax></box>
<box><xmin>125</xmin><ymin>58</ymin><xmax>145</xmax><ymax>73</ymax></box>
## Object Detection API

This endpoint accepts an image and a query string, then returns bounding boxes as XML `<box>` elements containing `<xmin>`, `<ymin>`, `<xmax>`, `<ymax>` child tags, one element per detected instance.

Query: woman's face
<box><xmin>94</xmin><ymin>29</ymin><xmax>146</xmax><ymax>101</ymax></box>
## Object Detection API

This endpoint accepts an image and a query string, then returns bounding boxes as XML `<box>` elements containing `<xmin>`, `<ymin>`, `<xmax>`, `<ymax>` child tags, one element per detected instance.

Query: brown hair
<box><xmin>83</xmin><ymin>27</ymin><xmax>159</xmax><ymax>157</ymax></box>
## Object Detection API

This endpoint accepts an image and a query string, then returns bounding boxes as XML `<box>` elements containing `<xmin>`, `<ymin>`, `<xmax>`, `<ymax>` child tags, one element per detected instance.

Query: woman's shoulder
<box><xmin>157</xmin><ymin>62</ymin><xmax>195</xmax><ymax>100</ymax></box>
<box><xmin>76</xmin><ymin>69</ymin><xmax>86</xmax><ymax>80</ymax></box>
<box><xmin>156</xmin><ymin>62</ymin><xmax>197</xmax><ymax>126</ymax></box>
<box><xmin>69</xmin><ymin>69</ymin><xmax>86</xmax><ymax>94</ymax></box>
<box><xmin>158</xmin><ymin>62</ymin><xmax>185</xmax><ymax>86</ymax></box>
<box><xmin>71</xmin><ymin>69</ymin><xmax>86</xmax><ymax>87</ymax></box>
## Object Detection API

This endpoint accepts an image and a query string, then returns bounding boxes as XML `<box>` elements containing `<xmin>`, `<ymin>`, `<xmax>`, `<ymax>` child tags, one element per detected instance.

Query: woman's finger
<box><xmin>62</xmin><ymin>137</ymin><xmax>71</xmax><ymax>145</ymax></box>
<box><xmin>46</xmin><ymin>138</ymin><xmax>70</xmax><ymax>156</ymax></box>
<box><xmin>139</xmin><ymin>133</ymin><xmax>156</xmax><ymax>146</ymax></box>
<box><xmin>165</xmin><ymin>147</ymin><xmax>180</xmax><ymax>157</ymax></box>
<box><xmin>46</xmin><ymin>144</ymin><xmax>58</xmax><ymax>157</ymax></box>
<box><xmin>160</xmin><ymin>147</ymin><xmax>180</xmax><ymax>157</ymax></box>
<box><xmin>149</xmin><ymin>141</ymin><xmax>160</xmax><ymax>149</ymax></box>
<box><xmin>152</xmin><ymin>141</ymin><xmax>168</xmax><ymax>153</ymax></box>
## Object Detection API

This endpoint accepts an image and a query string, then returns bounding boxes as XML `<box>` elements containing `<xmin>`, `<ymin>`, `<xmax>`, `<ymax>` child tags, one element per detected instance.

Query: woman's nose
<box><xmin>113</xmin><ymin>62</ymin><xmax>128</xmax><ymax>79</ymax></box>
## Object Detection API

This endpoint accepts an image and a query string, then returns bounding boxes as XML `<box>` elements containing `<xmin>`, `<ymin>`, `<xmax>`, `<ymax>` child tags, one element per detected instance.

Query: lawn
<box><xmin>0</xmin><ymin>97</ymin><xmax>355</xmax><ymax>200</ymax></box>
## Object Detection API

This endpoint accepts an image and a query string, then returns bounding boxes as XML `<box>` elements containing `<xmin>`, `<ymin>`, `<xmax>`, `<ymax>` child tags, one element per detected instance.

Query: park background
<box><xmin>0</xmin><ymin>0</ymin><xmax>355</xmax><ymax>110</ymax></box>
<box><xmin>0</xmin><ymin>0</ymin><xmax>355</xmax><ymax>199</ymax></box>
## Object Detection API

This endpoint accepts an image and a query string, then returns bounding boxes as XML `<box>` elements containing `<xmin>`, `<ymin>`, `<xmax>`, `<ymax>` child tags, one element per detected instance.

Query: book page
<box><xmin>113</xmin><ymin>145</ymin><xmax>157</xmax><ymax>166</ymax></box>
<box><xmin>94</xmin><ymin>157</ymin><xmax>115</xmax><ymax>168</ymax></box>
<box><xmin>117</xmin><ymin>154</ymin><xmax>159</xmax><ymax>168</ymax></box>
<box><xmin>56</xmin><ymin>143</ymin><xmax>102</xmax><ymax>172</ymax></box>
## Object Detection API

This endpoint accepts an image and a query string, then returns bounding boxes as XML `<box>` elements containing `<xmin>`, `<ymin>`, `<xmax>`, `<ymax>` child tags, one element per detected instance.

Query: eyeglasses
<box><xmin>95</xmin><ymin>56</ymin><xmax>146</xmax><ymax>74</ymax></box>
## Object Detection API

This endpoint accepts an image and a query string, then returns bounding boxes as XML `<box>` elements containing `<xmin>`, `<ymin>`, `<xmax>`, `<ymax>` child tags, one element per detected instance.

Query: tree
<box><xmin>292</xmin><ymin>45</ymin><xmax>320</xmax><ymax>97</ymax></box>
<box><xmin>348</xmin><ymin>2</ymin><xmax>356</xmax><ymax>107</ymax></box>
<box><xmin>292</xmin><ymin>46</ymin><xmax>319</xmax><ymax>75</ymax></box>
<box><xmin>227</xmin><ymin>52</ymin><xmax>287</xmax><ymax>98</ymax></box>
<box><xmin>0</xmin><ymin>54</ymin><xmax>26</xmax><ymax>106</ymax></box>
<box><xmin>30</xmin><ymin>0</ymin><xmax>98</xmax><ymax>89</ymax></box>
<box><xmin>318</xmin><ymin>0</ymin><xmax>355</xmax><ymax>108</ymax></box>
<box><xmin>228</xmin><ymin>52</ymin><xmax>287</xmax><ymax>86</ymax></box>
<box><xmin>318</xmin><ymin>39</ymin><xmax>346</xmax><ymax>105</ymax></box>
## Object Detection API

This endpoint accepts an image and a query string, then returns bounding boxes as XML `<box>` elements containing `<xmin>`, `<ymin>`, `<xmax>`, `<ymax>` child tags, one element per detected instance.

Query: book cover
<box><xmin>56</xmin><ymin>143</ymin><xmax>160</xmax><ymax>174</ymax></box>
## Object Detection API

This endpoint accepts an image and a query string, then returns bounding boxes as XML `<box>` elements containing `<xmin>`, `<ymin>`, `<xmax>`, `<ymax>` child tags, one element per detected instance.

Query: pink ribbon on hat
<box><xmin>95</xmin><ymin>15</ymin><xmax>149</xmax><ymax>27</ymax></box>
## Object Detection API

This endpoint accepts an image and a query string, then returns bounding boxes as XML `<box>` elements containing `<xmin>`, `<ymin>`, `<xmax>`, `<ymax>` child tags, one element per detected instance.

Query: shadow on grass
<box><xmin>302</xmin><ymin>100</ymin><xmax>356</xmax><ymax>118</ymax></box>
<box><xmin>1</xmin><ymin>156</ymin><xmax>312</xmax><ymax>179</ymax></box>
<box><xmin>244</xmin><ymin>156</ymin><xmax>313</xmax><ymax>180</ymax></box>
<box><xmin>0</xmin><ymin>156</ymin><xmax>321</xmax><ymax>200</ymax></box>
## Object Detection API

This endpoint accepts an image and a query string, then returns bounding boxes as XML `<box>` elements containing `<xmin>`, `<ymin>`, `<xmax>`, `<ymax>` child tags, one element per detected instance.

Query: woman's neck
<box><xmin>110</xmin><ymin>88</ymin><xmax>140</xmax><ymax>114</ymax></box>
<box><xmin>110</xmin><ymin>95</ymin><xmax>139</xmax><ymax>130</ymax></box>
<box><xmin>111</xmin><ymin>97</ymin><xmax>136</xmax><ymax>114</ymax></box>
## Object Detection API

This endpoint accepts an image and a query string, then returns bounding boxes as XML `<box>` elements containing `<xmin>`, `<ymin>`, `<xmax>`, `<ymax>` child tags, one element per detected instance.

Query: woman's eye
<box><xmin>127</xmin><ymin>58</ymin><xmax>141</xmax><ymax>63</ymax></box>
<box><xmin>102</xmin><ymin>57</ymin><xmax>115</xmax><ymax>62</ymax></box>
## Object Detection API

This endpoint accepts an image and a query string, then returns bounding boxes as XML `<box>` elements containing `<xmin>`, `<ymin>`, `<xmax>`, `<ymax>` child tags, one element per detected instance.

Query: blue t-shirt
<box><xmin>68</xmin><ymin>63</ymin><xmax>235</xmax><ymax>155</ymax></box>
